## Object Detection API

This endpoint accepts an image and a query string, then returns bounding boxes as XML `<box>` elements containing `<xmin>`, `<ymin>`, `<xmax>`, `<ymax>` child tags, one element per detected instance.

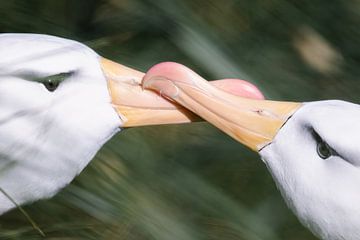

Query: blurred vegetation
<box><xmin>1</xmin><ymin>0</ymin><xmax>359</xmax><ymax>239</ymax></box>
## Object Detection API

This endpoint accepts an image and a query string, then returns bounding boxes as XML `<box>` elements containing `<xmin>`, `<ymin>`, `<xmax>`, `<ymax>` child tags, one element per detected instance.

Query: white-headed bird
<box><xmin>0</xmin><ymin>34</ymin><xmax>262</xmax><ymax>215</ymax></box>
<box><xmin>143</xmin><ymin>62</ymin><xmax>360</xmax><ymax>240</ymax></box>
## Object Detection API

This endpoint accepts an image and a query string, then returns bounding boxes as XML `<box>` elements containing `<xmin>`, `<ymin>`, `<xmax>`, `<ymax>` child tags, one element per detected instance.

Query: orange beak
<box><xmin>142</xmin><ymin>62</ymin><xmax>301</xmax><ymax>151</ymax></box>
<box><xmin>100</xmin><ymin>58</ymin><xmax>265</xmax><ymax>129</ymax></box>
<box><xmin>101</xmin><ymin>58</ymin><xmax>200</xmax><ymax>127</ymax></box>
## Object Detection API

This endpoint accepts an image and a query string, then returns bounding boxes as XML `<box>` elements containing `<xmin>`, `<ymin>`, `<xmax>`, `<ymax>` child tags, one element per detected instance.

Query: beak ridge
<box><xmin>100</xmin><ymin>58</ymin><xmax>200</xmax><ymax>127</ymax></box>
<box><xmin>142</xmin><ymin>62</ymin><xmax>301</xmax><ymax>151</ymax></box>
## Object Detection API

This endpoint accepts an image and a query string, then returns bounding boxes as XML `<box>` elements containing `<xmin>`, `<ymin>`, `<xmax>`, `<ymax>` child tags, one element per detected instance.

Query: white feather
<box><xmin>0</xmin><ymin>34</ymin><xmax>120</xmax><ymax>213</ymax></box>
<box><xmin>261</xmin><ymin>100</ymin><xmax>360</xmax><ymax>240</ymax></box>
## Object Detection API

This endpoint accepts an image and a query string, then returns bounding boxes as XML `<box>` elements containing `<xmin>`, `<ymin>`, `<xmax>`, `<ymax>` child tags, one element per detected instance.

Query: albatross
<box><xmin>2</xmin><ymin>33</ymin><xmax>356</xmax><ymax>240</ymax></box>
<box><xmin>142</xmin><ymin>62</ymin><xmax>360</xmax><ymax>240</ymax></box>
<box><xmin>0</xmin><ymin>34</ymin><xmax>263</xmax><ymax>214</ymax></box>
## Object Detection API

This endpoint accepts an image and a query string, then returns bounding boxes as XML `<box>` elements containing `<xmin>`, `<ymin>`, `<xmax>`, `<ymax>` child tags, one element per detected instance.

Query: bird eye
<box><xmin>39</xmin><ymin>72</ymin><xmax>73</xmax><ymax>92</ymax></box>
<box><xmin>43</xmin><ymin>78</ymin><xmax>60</xmax><ymax>92</ymax></box>
<box><xmin>311</xmin><ymin>129</ymin><xmax>333</xmax><ymax>159</ymax></box>
<box><xmin>317</xmin><ymin>140</ymin><xmax>332</xmax><ymax>159</ymax></box>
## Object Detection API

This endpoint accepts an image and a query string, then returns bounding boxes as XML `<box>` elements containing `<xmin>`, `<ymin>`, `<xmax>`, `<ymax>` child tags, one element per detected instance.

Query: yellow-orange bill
<box><xmin>100</xmin><ymin>58</ymin><xmax>200</xmax><ymax>127</ymax></box>
<box><xmin>142</xmin><ymin>62</ymin><xmax>302</xmax><ymax>151</ymax></box>
<box><xmin>100</xmin><ymin>58</ymin><xmax>266</xmax><ymax>128</ymax></box>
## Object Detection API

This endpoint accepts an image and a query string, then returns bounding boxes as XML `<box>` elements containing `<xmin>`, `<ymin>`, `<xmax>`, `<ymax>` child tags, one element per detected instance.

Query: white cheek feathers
<box><xmin>0</xmin><ymin>33</ymin><xmax>122</xmax><ymax>214</ymax></box>
<box><xmin>260</xmin><ymin>101</ymin><xmax>360</xmax><ymax>240</ymax></box>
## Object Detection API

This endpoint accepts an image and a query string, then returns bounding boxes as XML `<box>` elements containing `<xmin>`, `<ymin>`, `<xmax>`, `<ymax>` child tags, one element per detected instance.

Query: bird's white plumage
<box><xmin>1</xmin><ymin>33</ymin><xmax>359</xmax><ymax>240</ymax></box>
<box><xmin>261</xmin><ymin>100</ymin><xmax>360</xmax><ymax>240</ymax></box>
<box><xmin>0</xmin><ymin>34</ymin><xmax>121</xmax><ymax>213</ymax></box>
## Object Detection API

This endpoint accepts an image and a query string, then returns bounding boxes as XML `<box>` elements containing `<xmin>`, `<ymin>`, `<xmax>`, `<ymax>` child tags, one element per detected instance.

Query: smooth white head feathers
<box><xmin>0</xmin><ymin>34</ymin><xmax>120</xmax><ymax>213</ymax></box>
<box><xmin>261</xmin><ymin>100</ymin><xmax>360</xmax><ymax>240</ymax></box>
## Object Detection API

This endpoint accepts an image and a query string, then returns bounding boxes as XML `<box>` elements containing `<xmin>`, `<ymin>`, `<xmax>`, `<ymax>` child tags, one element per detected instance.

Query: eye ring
<box><xmin>317</xmin><ymin>140</ymin><xmax>332</xmax><ymax>159</ymax></box>
<box><xmin>39</xmin><ymin>72</ymin><xmax>74</xmax><ymax>92</ymax></box>
<box><xmin>311</xmin><ymin>128</ymin><xmax>333</xmax><ymax>159</ymax></box>
<box><xmin>43</xmin><ymin>78</ymin><xmax>60</xmax><ymax>92</ymax></box>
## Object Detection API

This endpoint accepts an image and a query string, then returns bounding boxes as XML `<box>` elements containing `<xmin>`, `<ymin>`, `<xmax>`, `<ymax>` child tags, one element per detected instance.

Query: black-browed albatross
<box><xmin>143</xmin><ymin>62</ymin><xmax>360</xmax><ymax>240</ymax></box>
<box><xmin>0</xmin><ymin>33</ymin><xmax>263</xmax><ymax>215</ymax></box>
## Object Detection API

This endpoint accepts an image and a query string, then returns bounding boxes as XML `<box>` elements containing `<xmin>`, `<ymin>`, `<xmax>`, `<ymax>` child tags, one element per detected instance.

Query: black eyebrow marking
<box><xmin>10</xmin><ymin>70</ymin><xmax>76</xmax><ymax>83</ymax></box>
<box><xmin>34</xmin><ymin>71</ymin><xmax>75</xmax><ymax>84</ymax></box>
<box><xmin>310</xmin><ymin>127</ymin><xmax>343</xmax><ymax>159</ymax></box>
<box><xmin>311</xmin><ymin>128</ymin><xmax>323</xmax><ymax>144</ymax></box>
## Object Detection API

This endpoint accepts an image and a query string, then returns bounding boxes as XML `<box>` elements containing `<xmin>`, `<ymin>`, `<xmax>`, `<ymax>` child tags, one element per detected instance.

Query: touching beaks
<box><xmin>100</xmin><ymin>58</ymin><xmax>200</xmax><ymax>127</ymax></box>
<box><xmin>101</xmin><ymin>57</ymin><xmax>300</xmax><ymax>151</ymax></box>
<box><xmin>100</xmin><ymin>58</ymin><xmax>266</xmax><ymax>130</ymax></box>
<box><xmin>142</xmin><ymin>62</ymin><xmax>302</xmax><ymax>151</ymax></box>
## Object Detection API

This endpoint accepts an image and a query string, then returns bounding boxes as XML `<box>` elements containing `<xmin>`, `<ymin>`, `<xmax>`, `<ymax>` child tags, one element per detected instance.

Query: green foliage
<box><xmin>1</xmin><ymin>0</ymin><xmax>358</xmax><ymax>239</ymax></box>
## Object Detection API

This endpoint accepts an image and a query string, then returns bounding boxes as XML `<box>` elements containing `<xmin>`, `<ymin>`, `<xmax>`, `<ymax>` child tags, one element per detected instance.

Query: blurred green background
<box><xmin>1</xmin><ymin>0</ymin><xmax>358</xmax><ymax>239</ymax></box>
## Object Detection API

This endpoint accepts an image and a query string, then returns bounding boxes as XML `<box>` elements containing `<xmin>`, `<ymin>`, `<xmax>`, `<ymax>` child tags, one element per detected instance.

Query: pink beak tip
<box><xmin>143</xmin><ymin>62</ymin><xmax>265</xmax><ymax>100</ymax></box>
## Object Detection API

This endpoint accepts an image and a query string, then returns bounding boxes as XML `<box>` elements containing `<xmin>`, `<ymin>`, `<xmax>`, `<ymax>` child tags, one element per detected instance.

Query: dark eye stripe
<box><xmin>311</xmin><ymin>128</ymin><xmax>340</xmax><ymax>159</ymax></box>
<box><xmin>39</xmin><ymin>72</ymin><xmax>75</xmax><ymax>92</ymax></box>
<box><xmin>311</xmin><ymin>128</ymin><xmax>324</xmax><ymax>144</ymax></box>
<box><xmin>9</xmin><ymin>70</ymin><xmax>75</xmax><ymax>83</ymax></box>
<box><xmin>33</xmin><ymin>72</ymin><xmax>74</xmax><ymax>84</ymax></box>
<box><xmin>10</xmin><ymin>70</ymin><xmax>75</xmax><ymax>92</ymax></box>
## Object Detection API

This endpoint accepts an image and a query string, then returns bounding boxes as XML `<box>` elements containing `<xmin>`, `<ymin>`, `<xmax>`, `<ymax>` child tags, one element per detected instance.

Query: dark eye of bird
<box><xmin>44</xmin><ymin>78</ymin><xmax>60</xmax><ymax>92</ymax></box>
<box><xmin>317</xmin><ymin>140</ymin><xmax>332</xmax><ymax>159</ymax></box>
<box><xmin>40</xmin><ymin>72</ymin><xmax>73</xmax><ymax>92</ymax></box>
<box><xmin>311</xmin><ymin>129</ymin><xmax>333</xmax><ymax>159</ymax></box>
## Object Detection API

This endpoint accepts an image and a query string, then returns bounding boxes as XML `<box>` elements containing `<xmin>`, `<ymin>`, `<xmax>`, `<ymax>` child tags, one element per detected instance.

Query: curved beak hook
<box><xmin>142</xmin><ymin>62</ymin><xmax>302</xmax><ymax>151</ymax></box>
<box><xmin>100</xmin><ymin>58</ymin><xmax>267</xmax><ymax>130</ymax></box>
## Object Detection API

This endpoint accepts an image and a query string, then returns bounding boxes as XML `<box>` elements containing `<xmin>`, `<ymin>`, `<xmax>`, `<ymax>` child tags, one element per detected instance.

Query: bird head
<box><xmin>143</xmin><ymin>62</ymin><xmax>360</xmax><ymax>239</ymax></box>
<box><xmin>0</xmin><ymin>33</ymin><xmax>208</xmax><ymax>214</ymax></box>
<box><xmin>0</xmin><ymin>34</ymin><xmax>122</xmax><ymax>213</ymax></box>
<box><xmin>261</xmin><ymin>100</ymin><xmax>360</xmax><ymax>239</ymax></box>
<box><xmin>0</xmin><ymin>34</ymin><xmax>263</xmax><ymax>214</ymax></box>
